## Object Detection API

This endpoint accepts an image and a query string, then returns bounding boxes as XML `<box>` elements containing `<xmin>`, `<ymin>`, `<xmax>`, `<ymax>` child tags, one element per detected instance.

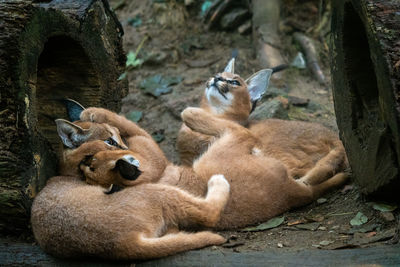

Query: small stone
<box><xmin>250</xmin><ymin>99</ymin><xmax>289</xmax><ymax>121</ymax></box>
<box><xmin>318</xmin><ymin>226</ymin><xmax>327</xmax><ymax>231</ymax></box>
<box><xmin>288</xmin><ymin>95</ymin><xmax>309</xmax><ymax>106</ymax></box>
<box><xmin>317</xmin><ymin>198</ymin><xmax>327</xmax><ymax>204</ymax></box>
<box><xmin>381</xmin><ymin>212</ymin><xmax>395</xmax><ymax>222</ymax></box>
<box><xmin>277</xmin><ymin>243</ymin><xmax>284</xmax><ymax>248</ymax></box>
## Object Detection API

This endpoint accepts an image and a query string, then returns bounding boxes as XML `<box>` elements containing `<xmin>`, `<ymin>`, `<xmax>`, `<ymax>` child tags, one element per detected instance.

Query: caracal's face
<box><xmin>205</xmin><ymin>72</ymin><xmax>249</xmax><ymax>115</ymax></box>
<box><xmin>80</xmin><ymin>149</ymin><xmax>143</xmax><ymax>193</ymax></box>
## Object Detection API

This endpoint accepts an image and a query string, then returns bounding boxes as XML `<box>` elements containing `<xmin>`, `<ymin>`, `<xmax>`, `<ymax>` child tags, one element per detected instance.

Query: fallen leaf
<box><xmin>346</xmin><ymin>223</ymin><xmax>380</xmax><ymax>234</ymax></box>
<box><xmin>305</xmin><ymin>214</ymin><xmax>325</xmax><ymax>222</ymax></box>
<box><xmin>371</xmin><ymin>202</ymin><xmax>397</xmax><ymax>212</ymax></box>
<box><xmin>241</xmin><ymin>217</ymin><xmax>285</xmax><ymax>232</ymax></box>
<box><xmin>125</xmin><ymin>110</ymin><xmax>142</xmax><ymax>123</ymax></box>
<box><xmin>350</xmin><ymin>212</ymin><xmax>368</xmax><ymax>226</ymax></box>
<box><xmin>127</xmin><ymin>15</ymin><xmax>142</xmax><ymax>27</ymax></box>
<box><xmin>295</xmin><ymin>222</ymin><xmax>320</xmax><ymax>231</ymax></box>
<box><xmin>151</xmin><ymin>129</ymin><xmax>165</xmax><ymax>143</ymax></box>
<box><xmin>140</xmin><ymin>75</ymin><xmax>182</xmax><ymax>97</ymax></box>
<box><xmin>126</xmin><ymin>51</ymin><xmax>144</xmax><ymax>69</ymax></box>
<box><xmin>287</xmin><ymin>219</ymin><xmax>306</xmax><ymax>226</ymax></box>
<box><xmin>117</xmin><ymin>72</ymin><xmax>127</xmax><ymax>81</ymax></box>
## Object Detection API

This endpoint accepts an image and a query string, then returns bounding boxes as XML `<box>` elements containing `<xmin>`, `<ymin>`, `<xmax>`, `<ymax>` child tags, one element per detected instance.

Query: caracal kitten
<box><xmin>67</xmin><ymin>105</ymin><xmax>348</xmax><ymax>229</ymax></box>
<box><xmin>177</xmin><ymin>58</ymin><xmax>349</xmax><ymax>186</ymax></box>
<box><xmin>31</xmin><ymin>119</ymin><xmax>230</xmax><ymax>260</ymax></box>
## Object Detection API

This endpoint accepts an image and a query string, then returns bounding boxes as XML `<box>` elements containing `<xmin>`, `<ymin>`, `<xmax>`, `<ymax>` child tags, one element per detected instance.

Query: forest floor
<box><xmin>109</xmin><ymin>0</ymin><xmax>399</xmax><ymax>253</ymax></box>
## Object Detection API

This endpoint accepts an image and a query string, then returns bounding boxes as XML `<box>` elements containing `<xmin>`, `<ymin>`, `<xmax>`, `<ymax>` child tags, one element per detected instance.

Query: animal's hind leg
<box><xmin>307</xmin><ymin>172</ymin><xmax>349</xmax><ymax>199</ymax></box>
<box><xmin>115</xmin><ymin>231</ymin><xmax>226</xmax><ymax>260</ymax></box>
<box><xmin>291</xmin><ymin>172</ymin><xmax>349</xmax><ymax>207</ymax></box>
<box><xmin>169</xmin><ymin>174</ymin><xmax>230</xmax><ymax>227</ymax></box>
<box><xmin>298</xmin><ymin>143</ymin><xmax>347</xmax><ymax>186</ymax></box>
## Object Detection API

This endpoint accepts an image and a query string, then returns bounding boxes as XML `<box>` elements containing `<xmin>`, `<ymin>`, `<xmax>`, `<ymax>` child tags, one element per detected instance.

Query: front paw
<box><xmin>80</xmin><ymin>107</ymin><xmax>112</xmax><ymax>123</ymax></box>
<box><xmin>181</xmin><ymin>107</ymin><xmax>203</xmax><ymax>125</ymax></box>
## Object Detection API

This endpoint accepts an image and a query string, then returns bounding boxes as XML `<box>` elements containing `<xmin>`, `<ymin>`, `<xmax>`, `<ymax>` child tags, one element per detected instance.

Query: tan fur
<box><xmin>70</xmin><ymin>108</ymin><xmax>348</xmax><ymax>229</ymax></box>
<box><xmin>31</xmin><ymin>174</ymin><xmax>229</xmax><ymax>259</ymax></box>
<box><xmin>176</xmin><ymin>70</ymin><xmax>349</xmax><ymax>183</ymax></box>
<box><xmin>32</xmin><ymin>108</ymin><xmax>230</xmax><ymax>260</ymax></box>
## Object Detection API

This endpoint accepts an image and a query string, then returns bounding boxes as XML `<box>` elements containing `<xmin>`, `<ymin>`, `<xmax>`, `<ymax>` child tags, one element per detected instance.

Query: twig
<box><xmin>293</xmin><ymin>32</ymin><xmax>326</xmax><ymax>86</ymax></box>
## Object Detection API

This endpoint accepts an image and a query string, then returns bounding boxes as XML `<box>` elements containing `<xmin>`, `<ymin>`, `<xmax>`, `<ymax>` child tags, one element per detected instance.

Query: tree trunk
<box><xmin>251</xmin><ymin>0</ymin><xmax>286</xmax><ymax>70</ymax></box>
<box><xmin>330</xmin><ymin>0</ymin><xmax>400</xmax><ymax>200</ymax></box>
<box><xmin>0</xmin><ymin>0</ymin><xmax>128</xmax><ymax>234</ymax></box>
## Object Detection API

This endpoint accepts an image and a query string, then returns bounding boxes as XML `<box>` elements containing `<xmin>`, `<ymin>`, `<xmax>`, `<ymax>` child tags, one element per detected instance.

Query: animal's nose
<box><xmin>121</xmin><ymin>155</ymin><xmax>140</xmax><ymax>168</ymax></box>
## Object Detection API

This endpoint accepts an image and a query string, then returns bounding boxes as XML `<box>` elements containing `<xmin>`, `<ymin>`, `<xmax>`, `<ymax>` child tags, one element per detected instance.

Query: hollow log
<box><xmin>0</xmin><ymin>0</ymin><xmax>127</xmax><ymax>234</ymax></box>
<box><xmin>330</xmin><ymin>0</ymin><xmax>400</xmax><ymax>200</ymax></box>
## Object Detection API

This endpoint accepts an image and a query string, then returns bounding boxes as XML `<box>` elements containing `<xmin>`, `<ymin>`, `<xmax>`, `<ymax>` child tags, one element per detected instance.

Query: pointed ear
<box><xmin>245</xmin><ymin>69</ymin><xmax>273</xmax><ymax>103</ymax></box>
<box><xmin>55</xmin><ymin>119</ymin><xmax>91</xmax><ymax>148</ymax></box>
<box><xmin>63</xmin><ymin>99</ymin><xmax>85</xmax><ymax>122</ymax></box>
<box><xmin>223</xmin><ymin>58</ymin><xmax>235</xmax><ymax>74</ymax></box>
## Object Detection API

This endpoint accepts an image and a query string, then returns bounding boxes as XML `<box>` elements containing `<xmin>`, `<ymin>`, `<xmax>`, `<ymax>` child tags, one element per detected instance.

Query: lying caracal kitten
<box><xmin>31</xmin><ymin>109</ymin><xmax>230</xmax><ymax>260</ymax></box>
<box><xmin>71</xmin><ymin>104</ymin><xmax>348</xmax><ymax>229</ymax></box>
<box><xmin>177</xmin><ymin>58</ymin><xmax>349</xmax><ymax>186</ymax></box>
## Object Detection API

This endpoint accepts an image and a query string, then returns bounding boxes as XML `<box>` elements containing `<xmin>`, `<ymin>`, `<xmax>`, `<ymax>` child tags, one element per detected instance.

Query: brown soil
<box><xmin>110</xmin><ymin>0</ymin><xmax>398</xmax><ymax>253</ymax></box>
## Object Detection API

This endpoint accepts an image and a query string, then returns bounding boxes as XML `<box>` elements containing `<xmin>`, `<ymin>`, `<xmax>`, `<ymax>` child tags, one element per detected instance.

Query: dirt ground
<box><xmin>109</xmin><ymin>0</ymin><xmax>399</xmax><ymax>253</ymax></box>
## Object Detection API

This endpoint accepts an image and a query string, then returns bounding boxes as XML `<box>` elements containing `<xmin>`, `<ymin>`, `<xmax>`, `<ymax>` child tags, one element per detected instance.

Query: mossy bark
<box><xmin>330</xmin><ymin>0</ymin><xmax>400</xmax><ymax>200</ymax></box>
<box><xmin>0</xmin><ymin>0</ymin><xmax>127</xmax><ymax>234</ymax></box>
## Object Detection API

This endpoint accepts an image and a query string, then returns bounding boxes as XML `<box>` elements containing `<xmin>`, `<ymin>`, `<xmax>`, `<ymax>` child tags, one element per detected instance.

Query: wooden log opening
<box><xmin>331</xmin><ymin>0</ymin><xmax>400</xmax><ymax>200</ymax></box>
<box><xmin>0</xmin><ymin>0</ymin><xmax>128</xmax><ymax>234</ymax></box>
<box><xmin>36</xmin><ymin>36</ymin><xmax>101</xmax><ymax>153</ymax></box>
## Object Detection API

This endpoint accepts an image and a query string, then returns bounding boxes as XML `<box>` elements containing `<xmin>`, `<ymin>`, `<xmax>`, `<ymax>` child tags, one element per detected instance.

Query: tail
<box><xmin>115</xmin><ymin>231</ymin><xmax>226</xmax><ymax>260</ymax></box>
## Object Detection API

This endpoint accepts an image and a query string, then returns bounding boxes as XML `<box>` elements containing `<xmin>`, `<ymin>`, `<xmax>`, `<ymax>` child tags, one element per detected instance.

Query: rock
<box><xmin>380</xmin><ymin>212</ymin><xmax>395</xmax><ymax>222</ymax></box>
<box><xmin>220</xmin><ymin>8</ymin><xmax>250</xmax><ymax>30</ymax></box>
<box><xmin>288</xmin><ymin>95</ymin><xmax>309</xmax><ymax>107</ymax></box>
<box><xmin>164</xmin><ymin>95</ymin><xmax>200</xmax><ymax>119</ymax></box>
<box><xmin>238</xmin><ymin>20</ymin><xmax>252</xmax><ymax>35</ymax></box>
<box><xmin>262</xmin><ymin>86</ymin><xmax>288</xmax><ymax>99</ymax></box>
<box><xmin>250</xmin><ymin>99</ymin><xmax>289</xmax><ymax>121</ymax></box>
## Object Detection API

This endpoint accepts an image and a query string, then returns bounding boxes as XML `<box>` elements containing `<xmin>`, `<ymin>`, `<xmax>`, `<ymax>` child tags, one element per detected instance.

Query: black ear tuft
<box><xmin>115</xmin><ymin>159</ymin><xmax>141</xmax><ymax>181</ymax></box>
<box><xmin>63</xmin><ymin>98</ymin><xmax>85</xmax><ymax>121</ymax></box>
